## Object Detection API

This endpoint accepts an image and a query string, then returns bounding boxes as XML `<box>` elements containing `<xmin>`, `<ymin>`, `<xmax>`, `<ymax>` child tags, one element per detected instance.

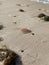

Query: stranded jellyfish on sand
<box><xmin>0</xmin><ymin>46</ymin><xmax>22</xmax><ymax>65</ymax></box>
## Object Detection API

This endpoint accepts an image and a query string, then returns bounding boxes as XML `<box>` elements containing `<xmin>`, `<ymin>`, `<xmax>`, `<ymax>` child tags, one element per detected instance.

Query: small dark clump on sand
<box><xmin>32</xmin><ymin>33</ymin><xmax>35</xmax><ymax>35</ymax></box>
<box><xmin>21</xmin><ymin>50</ymin><xmax>24</xmax><ymax>52</ymax></box>
<box><xmin>38</xmin><ymin>13</ymin><xmax>46</xmax><ymax>18</ymax></box>
<box><xmin>44</xmin><ymin>16</ymin><xmax>49</xmax><ymax>21</ymax></box>
<box><xmin>19</xmin><ymin>9</ymin><xmax>25</xmax><ymax>12</ymax></box>
<box><xmin>21</xmin><ymin>28</ymin><xmax>32</xmax><ymax>34</ymax></box>
<box><xmin>0</xmin><ymin>25</ymin><xmax>4</xmax><ymax>30</ymax></box>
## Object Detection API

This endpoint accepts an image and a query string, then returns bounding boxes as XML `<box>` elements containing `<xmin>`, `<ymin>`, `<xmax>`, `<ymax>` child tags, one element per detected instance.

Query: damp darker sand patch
<box><xmin>38</xmin><ymin>13</ymin><xmax>46</xmax><ymax>18</ymax></box>
<box><xmin>0</xmin><ymin>25</ymin><xmax>4</xmax><ymax>30</ymax></box>
<box><xmin>21</xmin><ymin>28</ymin><xmax>32</xmax><ymax>34</ymax></box>
<box><xmin>19</xmin><ymin>9</ymin><xmax>25</xmax><ymax>12</ymax></box>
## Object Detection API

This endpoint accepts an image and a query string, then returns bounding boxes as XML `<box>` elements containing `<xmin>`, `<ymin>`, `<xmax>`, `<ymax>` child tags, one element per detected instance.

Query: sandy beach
<box><xmin>0</xmin><ymin>0</ymin><xmax>49</xmax><ymax>65</ymax></box>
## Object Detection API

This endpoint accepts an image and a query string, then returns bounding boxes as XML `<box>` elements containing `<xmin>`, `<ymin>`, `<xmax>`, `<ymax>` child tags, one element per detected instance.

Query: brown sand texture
<box><xmin>0</xmin><ymin>0</ymin><xmax>49</xmax><ymax>65</ymax></box>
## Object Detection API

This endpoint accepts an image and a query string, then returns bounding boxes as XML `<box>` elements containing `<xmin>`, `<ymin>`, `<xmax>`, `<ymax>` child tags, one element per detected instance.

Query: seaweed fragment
<box><xmin>38</xmin><ymin>13</ymin><xmax>46</xmax><ymax>18</ymax></box>
<box><xmin>44</xmin><ymin>16</ymin><xmax>49</xmax><ymax>21</ymax></box>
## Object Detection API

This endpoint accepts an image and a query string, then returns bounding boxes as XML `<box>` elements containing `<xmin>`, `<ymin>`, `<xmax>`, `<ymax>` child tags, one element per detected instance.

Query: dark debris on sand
<box><xmin>19</xmin><ymin>9</ymin><xmax>25</xmax><ymax>12</ymax></box>
<box><xmin>32</xmin><ymin>33</ymin><xmax>35</xmax><ymax>35</ymax></box>
<box><xmin>21</xmin><ymin>50</ymin><xmax>24</xmax><ymax>53</ymax></box>
<box><xmin>38</xmin><ymin>13</ymin><xmax>49</xmax><ymax>22</ymax></box>
<box><xmin>38</xmin><ymin>13</ymin><xmax>46</xmax><ymax>18</ymax></box>
<box><xmin>0</xmin><ymin>25</ymin><xmax>4</xmax><ymax>30</ymax></box>
<box><xmin>44</xmin><ymin>16</ymin><xmax>49</xmax><ymax>21</ymax></box>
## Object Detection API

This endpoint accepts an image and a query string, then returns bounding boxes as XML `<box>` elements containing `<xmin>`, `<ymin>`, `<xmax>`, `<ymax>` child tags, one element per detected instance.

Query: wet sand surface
<box><xmin>0</xmin><ymin>0</ymin><xmax>49</xmax><ymax>65</ymax></box>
